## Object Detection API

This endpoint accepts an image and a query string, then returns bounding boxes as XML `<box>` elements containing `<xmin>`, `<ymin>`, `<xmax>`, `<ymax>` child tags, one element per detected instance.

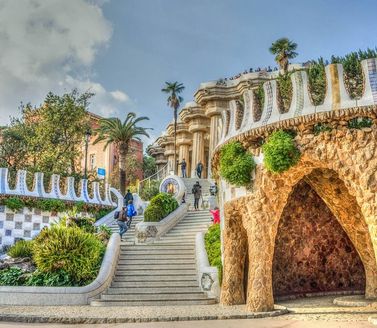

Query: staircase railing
<box><xmin>137</xmin><ymin>163</ymin><xmax>168</xmax><ymax>195</ymax></box>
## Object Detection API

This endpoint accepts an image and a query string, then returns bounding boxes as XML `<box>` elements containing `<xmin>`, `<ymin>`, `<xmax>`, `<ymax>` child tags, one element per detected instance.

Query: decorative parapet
<box><xmin>0</xmin><ymin>167</ymin><xmax>117</xmax><ymax>207</ymax></box>
<box><xmin>195</xmin><ymin>231</ymin><xmax>220</xmax><ymax>300</ymax></box>
<box><xmin>215</xmin><ymin>59</ymin><xmax>377</xmax><ymax>151</ymax></box>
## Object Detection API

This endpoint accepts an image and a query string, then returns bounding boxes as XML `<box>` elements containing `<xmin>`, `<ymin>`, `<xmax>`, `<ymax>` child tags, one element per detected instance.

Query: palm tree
<box><xmin>269</xmin><ymin>38</ymin><xmax>298</xmax><ymax>74</ymax></box>
<box><xmin>93</xmin><ymin>113</ymin><xmax>150</xmax><ymax>195</ymax></box>
<box><xmin>161</xmin><ymin>81</ymin><xmax>185</xmax><ymax>175</ymax></box>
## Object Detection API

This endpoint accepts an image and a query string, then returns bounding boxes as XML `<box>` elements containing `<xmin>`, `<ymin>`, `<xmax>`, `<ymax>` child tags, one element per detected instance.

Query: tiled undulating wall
<box><xmin>0</xmin><ymin>206</ymin><xmax>60</xmax><ymax>248</ymax></box>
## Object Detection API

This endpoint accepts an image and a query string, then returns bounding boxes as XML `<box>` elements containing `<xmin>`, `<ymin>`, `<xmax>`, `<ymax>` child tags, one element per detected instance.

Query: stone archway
<box><xmin>221</xmin><ymin>128</ymin><xmax>377</xmax><ymax>312</ymax></box>
<box><xmin>272</xmin><ymin>179</ymin><xmax>366</xmax><ymax>298</ymax></box>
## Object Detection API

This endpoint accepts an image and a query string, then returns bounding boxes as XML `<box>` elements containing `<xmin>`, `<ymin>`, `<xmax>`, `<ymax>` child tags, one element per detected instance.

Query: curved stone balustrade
<box><xmin>215</xmin><ymin>58</ymin><xmax>377</xmax><ymax>149</ymax></box>
<box><xmin>0</xmin><ymin>167</ymin><xmax>116</xmax><ymax>207</ymax></box>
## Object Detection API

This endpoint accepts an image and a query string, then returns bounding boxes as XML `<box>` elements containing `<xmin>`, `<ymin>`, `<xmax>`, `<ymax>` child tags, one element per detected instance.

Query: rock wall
<box><xmin>272</xmin><ymin>181</ymin><xmax>365</xmax><ymax>298</ymax></box>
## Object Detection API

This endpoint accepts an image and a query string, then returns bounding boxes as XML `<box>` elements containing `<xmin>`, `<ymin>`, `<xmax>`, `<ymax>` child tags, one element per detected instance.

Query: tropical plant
<box><xmin>307</xmin><ymin>58</ymin><xmax>327</xmax><ymax>106</ymax></box>
<box><xmin>269</xmin><ymin>38</ymin><xmax>298</xmax><ymax>73</ymax></box>
<box><xmin>313</xmin><ymin>123</ymin><xmax>332</xmax><ymax>135</ymax></box>
<box><xmin>219</xmin><ymin>141</ymin><xmax>255</xmax><ymax>186</ymax></box>
<box><xmin>253</xmin><ymin>83</ymin><xmax>265</xmax><ymax>121</ymax></box>
<box><xmin>8</xmin><ymin>240</ymin><xmax>34</xmax><ymax>258</ymax></box>
<box><xmin>25</xmin><ymin>269</ymin><xmax>74</xmax><ymax>287</ymax></box>
<box><xmin>0</xmin><ymin>267</ymin><xmax>25</xmax><ymax>286</ymax></box>
<box><xmin>4</xmin><ymin>197</ymin><xmax>24</xmax><ymax>212</ymax></box>
<box><xmin>161</xmin><ymin>81</ymin><xmax>185</xmax><ymax>174</ymax></box>
<box><xmin>262</xmin><ymin>130</ymin><xmax>301</xmax><ymax>173</ymax></box>
<box><xmin>204</xmin><ymin>223</ymin><xmax>222</xmax><ymax>284</ymax></box>
<box><xmin>32</xmin><ymin>225</ymin><xmax>105</xmax><ymax>283</ymax></box>
<box><xmin>276</xmin><ymin>72</ymin><xmax>293</xmax><ymax>112</ymax></box>
<box><xmin>93</xmin><ymin>113</ymin><xmax>151</xmax><ymax>195</ymax></box>
<box><xmin>144</xmin><ymin>192</ymin><xmax>179</xmax><ymax>222</ymax></box>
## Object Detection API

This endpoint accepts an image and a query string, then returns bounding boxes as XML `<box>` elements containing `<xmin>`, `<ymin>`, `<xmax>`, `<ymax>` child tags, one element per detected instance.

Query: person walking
<box><xmin>126</xmin><ymin>200</ymin><xmax>137</xmax><ymax>228</ymax></box>
<box><xmin>196</xmin><ymin>161</ymin><xmax>204</xmax><ymax>179</ymax></box>
<box><xmin>124</xmin><ymin>189</ymin><xmax>133</xmax><ymax>206</ymax></box>
<box><xmin>210</xmin><ymin>206</ymin><xmax>220</xmax><ymax>224</ymax></box>
<box><xmin>115</xmin><ymin>206</ymin><xmax>128</xmax><ymax>241</ymax></box>
<box><xmin>192</xmin><ymin>181</ymin><xmax>202</xmax><ymax>211</ymax></box>
<box><xmin>178</xmin><ymin>159</ymin><xmax>187</xmax><ymax>178</ymax></box>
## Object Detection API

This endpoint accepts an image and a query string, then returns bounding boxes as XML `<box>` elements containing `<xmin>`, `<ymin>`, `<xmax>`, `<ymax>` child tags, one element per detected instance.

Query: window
<box><xmin>90</xmin><ymin>154</ymin><xmax>96</xmax><ymax>170</ymax></box>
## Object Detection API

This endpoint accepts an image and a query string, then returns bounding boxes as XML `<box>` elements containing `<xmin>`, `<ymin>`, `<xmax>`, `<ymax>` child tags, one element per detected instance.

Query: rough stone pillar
<box><xmin>220</xmin><ymin>200</ymin><xmax>248</xmax><ymax>305</ymax></box>
<box><xmin>176</xmin><ymin>122</ymin><xmax>192</xmax><ymax>178</ymax></box>
<box><xmin>191</xmin><ymin>130</ymin><xmax>206</xmax><ymax>178</ymax></box>
<box><xmin>178</xmin><ymin>144</ymin><xmax>190</xmax><ymax>177</ymax></box>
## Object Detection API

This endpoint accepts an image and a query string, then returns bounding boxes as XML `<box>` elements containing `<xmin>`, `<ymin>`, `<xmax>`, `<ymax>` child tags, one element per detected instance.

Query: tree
<box><xmin>161</xmin><ymin>81</ymin><xmax>185</xmax><ymax>175</ymax></box>
<box><xmin>93</xmin><ymin>113</ymin><xmax>150</xmax><ymax>195</ymax></box>
<box><xmin>143</xmin><ymin>155</ymin><xmax>157</xmax><ymax>179</ymax></box>
<box><xmin>269</xmin><ymin>38</ymin><xmax>298</xmax><ymax>73</ymax></box>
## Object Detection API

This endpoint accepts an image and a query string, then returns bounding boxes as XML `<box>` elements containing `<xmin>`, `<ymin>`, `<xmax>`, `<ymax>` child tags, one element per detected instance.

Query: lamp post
<box><xmin>84</xmin><ymin>128</ymin><xmax>92</xmax><ymax>180</ymax></box>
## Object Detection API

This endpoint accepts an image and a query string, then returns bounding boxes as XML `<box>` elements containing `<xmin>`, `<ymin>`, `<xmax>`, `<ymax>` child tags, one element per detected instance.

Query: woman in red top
<box><xmin>210</xmin><ymin>207</ymin><xmax>220</xmax><ymax>224</ymax></box>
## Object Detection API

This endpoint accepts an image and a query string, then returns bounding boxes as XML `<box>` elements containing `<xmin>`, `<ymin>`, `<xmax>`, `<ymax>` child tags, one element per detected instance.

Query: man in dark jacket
<box><xmin>124</xmin><ymin>189</ymin><xmax>133</xmax><ymax>206</ymax></box>
<box><xmin>196</xmin><ymin>161</ymin><xmax>204</xmax><ymax>179</ymax></box>
<box><xmin>179</xmin><ymin>159</ymin><xmax>187</xmax><ymax>178</ymax></box>
<box><xmin>192</xmin><ymin>181</ymin><xmax>202</xmax><ymax>211</ymax></box>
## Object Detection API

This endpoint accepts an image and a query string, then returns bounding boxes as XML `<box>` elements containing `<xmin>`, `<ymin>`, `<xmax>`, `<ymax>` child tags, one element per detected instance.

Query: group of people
<box><xmin>216</xmin><ymin>66</ymin><xmax>279</xmax><ymax>85</ymax></box>
<box><xmin>178</xmin><ymin>159</ymin><xmax>204</xmax><ymax>179</ymax></box>
<box><xmin>115</xmin><ymin>189</ymin><xmax>137</xmax><ymax>240</ymax></box>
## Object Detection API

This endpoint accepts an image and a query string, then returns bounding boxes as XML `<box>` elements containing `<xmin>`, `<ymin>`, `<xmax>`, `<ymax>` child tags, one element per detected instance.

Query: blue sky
<box><xmin>0</xmin><ymin>0</ymin><xmax>376</xmax><ymax>144</ymax></box>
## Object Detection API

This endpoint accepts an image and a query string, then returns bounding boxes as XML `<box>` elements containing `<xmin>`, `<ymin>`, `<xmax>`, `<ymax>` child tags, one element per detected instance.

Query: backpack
<box><xmin>117</xmin><ymin>210</ymin><xmax>128</xmax><ymax>222</ymax></box>
<box><xmin>114</xmin><ymin>211</ymin><xmax>120</xmax><ymax>220</ymax></box>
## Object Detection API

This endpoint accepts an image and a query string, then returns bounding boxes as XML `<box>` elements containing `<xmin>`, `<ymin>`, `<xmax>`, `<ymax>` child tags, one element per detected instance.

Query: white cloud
<box><xmin>0</xmin><ymin>0</ymin><xmax>129</xmax><ymax>124</ymax></box>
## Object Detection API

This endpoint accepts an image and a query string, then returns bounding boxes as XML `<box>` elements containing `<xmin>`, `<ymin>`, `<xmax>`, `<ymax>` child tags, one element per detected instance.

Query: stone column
<box><xmin>191</xmin><ymin>130</ymin><xmax>206</xmax><ymax>178</ymax></box>
<box><xmin>176</xmin><ymin>122</ymin><xmax>192</xmax><ymax>178</ymax></box>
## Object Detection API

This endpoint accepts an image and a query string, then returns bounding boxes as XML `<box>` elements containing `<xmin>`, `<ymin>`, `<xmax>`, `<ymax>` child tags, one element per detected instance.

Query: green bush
<box><xmin>140</xmin><ymin>180</ymin><xmax>160</xmax><ymax>201</ymax></box>
<box><xmin>276</xmin><ymin>72</ymin><xmax>293</xmax><ymax>112</ymax></box>
<box><xmin>308</xmin><ymin>58</ymin><xmax>326</xmax><ymax>106</ymax></box>
<box><xmin>204</xmin><ymin>224</ymin><xmax>222</xmax><ymax>284</ymax></box>
<box><xmin>37</xmin><ymin>199</ymin><xmax>66</xmax><ymax>213</ymax></box>
<box><xmin>4</xmin><ymin>197</ymin><xmax>24</xmax><ymax>212</ymax></box>
<box><xmin>8</xmin><ymin>240</ymin><xmax>34</xmax><ymax>258</ymax></box>
<box><xmin>32</xmin><ymin>225</ymin><xmax>105</xmax><ymax>283</ymax></box>
<box><xmin>73</xmin><ymin>217</ymin><xmax>96</xmax><ymax>234</ymax></box>
<box><xmin>96</xmin><ymin>224</ymin><xmax>112</xmax><ymax>242</ymax></box>
<box><xmin>348</xmin><ymin>117</ymin><xmax>373</xmax><ymax>129</ymax></box>
<box><xmin>262</xmin><ymin>130</ymin><xmax>300</xmax><ymax>173</ymax></box>
<box><xmin>143</xmin><ymin>193</ymin><xmax>179</xmax><ymax>222</ymax></box>
<box><xmin>219</xmin><ymin>141</ymin><xmax>255</xmax><ymax>186</ymax></box>
<box><xmin>0</xmin><ymin>267</ymin><xmax>25</xmax><ymax>286</ymax></box>
<box><xmin>25</xmin><ymin>269</ymin><xmax>75</xmax><ymax>287</ymax></box>
<box><xmin>93</xmin><ymin>208</ymin><xmax>112</xmax><ymax>221</ymax></box>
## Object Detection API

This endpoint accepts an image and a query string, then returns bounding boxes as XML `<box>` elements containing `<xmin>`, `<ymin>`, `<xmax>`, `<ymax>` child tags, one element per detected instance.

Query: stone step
<box><xmin>91</xmin><ymin>299</ymin><xmax>216</xmax><ymax>306</ymax></box>
<box><xmin>120</xmin><ymin>244</ymin><xmax>194</xmax><ymax>250</ymax></box>
<box><xmin>166</xmin><ymin>231</ymin><xmax>206</xmax><ymax>236</ymax></box>
<box><xmin>118</xmin><ymin>259</ymin><xmax>196</xmax><ymax>265</ymax></box>
<box><xmin>115</xmin><ymin>269</ymin><xmax>197</xmax><ymax>275</ymax></box>
<box><xmin>120</xmin><ymin>250</ymin><xmax>195</xmax><ymax>256</ymax></box>
<box><xmin>119</xmin><ymin>254</ymin><xmax>195</xmax><ymax>261</ymax></box>
<box><xmin>100</xmin><ymin>293</ymin><xmax>208</xmax><ymax>301</ymax></box>
<box><xmin>111</xmin><ymin>280</ymin><xmax>198</xmax><ymax>288</ymax></box>
<box><xmin>116</xmin><ymin>264</ymin><xmax>195</xmax><ymax>270</ymax></box>
<box><xmin>113</xmin><ymin>275</ymin><xmax>198</xmax><ymax>282</ymax></box>
<box><xmin>105</xmin><ymin>287</ymin><xmax>202</xmax><ymax>294</ymax></box>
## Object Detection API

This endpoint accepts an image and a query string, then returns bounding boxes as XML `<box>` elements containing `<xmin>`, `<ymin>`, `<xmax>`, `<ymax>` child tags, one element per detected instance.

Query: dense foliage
<box><xmin>7</xmin><ymin>240</ymin><xmax>34</xmax><ymax>258</ymax></box>
<box><xmin>0</xmin><ymin>195</ymin><xmax>113</xmax><ymax>216</ymax></box>
<box><xmin>32</xmin><ymin>225</ymin><xmax>105</xmax><ymax>283</ymax></box>
<box><xmin>307</xmin><ymin>58</ymin><xmax>327</xmax><ymax>106</ymax></box>
<box><xmin>276</xmin><ymin>73</ymin><xmax>293</xmax><ymax>112</ymax></box>
<box><xmin>262</xmin><ymin>130</ymin><xmax>300</xmax><ymax>173</ymax></box>
<box><xmin>143</xmin><ymin>155</ymin><xmax>157</xmax><ymax>179</ymax></box>
<box><xmin>140</xmin><ymin>180</ymin><xmax>160</xmax><ymax>201</ymax></box>
<box><xmin>253</xmin><ymin>83</ymin><xmax>265</xmax><ymax>120</ymax></box>
<box><xmin>347</xmin><ymin>117</ymin><xmax>373</xmax><ymax>129</ymax></box>
<box><xmin>144</xmin><ymin>192</ymin><xmax>179</xmax><ymax>222</ymax></box>
<box><xmin>204</xmin><ymin>224</ymin><xmax>222</xmax><ymax>284</ymax></box>
<box><xmin>219</xmin><ymin>141</ymin><xmax>255</xmax><ymax>186</ymax></box>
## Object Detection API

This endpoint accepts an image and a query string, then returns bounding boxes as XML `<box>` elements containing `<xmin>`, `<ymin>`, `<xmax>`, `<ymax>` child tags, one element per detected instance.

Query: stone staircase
<box><xmin>182</xmin><ymin>178</ymin><xmax>213</xmax><ymax>210</ymax></box>
<box><xmin>91</xmin><ymin>210</ymin><xmax>215</xmax><ymax>306</ymax></box>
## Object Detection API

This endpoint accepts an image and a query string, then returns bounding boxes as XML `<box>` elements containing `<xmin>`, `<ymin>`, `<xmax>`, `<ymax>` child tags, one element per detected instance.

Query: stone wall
<box><xmin>272</xmin><ymin>181</ymin><xmax>365</xmax><ymax>298</ymax></box>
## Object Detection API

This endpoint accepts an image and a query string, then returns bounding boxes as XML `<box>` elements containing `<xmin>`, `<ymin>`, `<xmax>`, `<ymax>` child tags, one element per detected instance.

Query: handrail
<box><xmin>137</xmin><ymin>164</ymin><xmax>168</xmax><ymax>194</ymax></box>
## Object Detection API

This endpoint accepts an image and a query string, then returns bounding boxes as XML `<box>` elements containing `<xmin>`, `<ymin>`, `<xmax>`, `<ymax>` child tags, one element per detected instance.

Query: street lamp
<box><xmin>84</xmin><ymin>128</ymin><xmax>92</xmax><ymax>179</ymax></box>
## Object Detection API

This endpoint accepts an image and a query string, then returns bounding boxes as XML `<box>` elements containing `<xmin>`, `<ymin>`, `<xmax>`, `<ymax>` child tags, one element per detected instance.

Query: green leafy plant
<box><xmin>3</xmin><ymin>197</ymin><xmax>24</xmax><ymax>212</ymax></box>
<box><xmin>204</xmin><ymin>224</ymin><xmax>222</xmax><ymax>284</ymax></box>
<box><xmin>253</xmin><ymin>83</ymin><xmax>265</xmax><ymax>121</ymax></box>
<box><xmin>0</xmin><ymin>267</ymin><xmax>25</xmax><ymax>286</ymax></box>
<box><xmin>32</xmin><ymin>225</ymin><xmax>105</xmax><ymax>283</ymax></box>
<box><xmin>262</xmin><ymin>130</ymin><xmax>300</xmax><ymax>173</ymax></box>
<box><xmin>25</xmin><ymin>269</ymin><xmax>75</xmax><ymax>287</ymax></box>
<box><xmin>276</xmin><ymin>72</ymin><xmax>293</xmax><ymax>112</ymax></box>
<box><xmin>313</xmin><ymin>123</ymin><xmax>332</xmax><ymax>135</ymax></box>
<box><xmin>37</xmin><ymin>199</ymin><xmax>66</xmax><ymax>213</ymax></box>
<box><xmin>307</xmin><ymin>58</ymin><xmax>326</xmax><ymax>106</ymax></box>
<box><xmin>7</xmin><ymin>240</ymin><xmax>34</xmax><ymax>258</ymax></box>
<box><xmin>219</xmin><ymin>141</ymin><xmax>255</xmax><ymax>186</ymax></box>
<box><xmin>96</xmin><ymin>224</ymin><xmax>112</xmax><ymax>242</ymax></box>
<box><xmin>143</xmin><ymin>193</ymin><xmax>178</xmax><ymax>222</ymax></box>
<box><xmin>347</xmin><ymin>117</ymin><xmax>373</xmax><ymax>129</ymax></box>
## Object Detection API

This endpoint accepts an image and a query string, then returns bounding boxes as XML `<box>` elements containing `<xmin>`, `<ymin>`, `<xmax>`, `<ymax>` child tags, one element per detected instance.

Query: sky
<box><xmin>0</xmin><ymin>0</ymin><xmax>376</xmax><ymax>144</ymax></box>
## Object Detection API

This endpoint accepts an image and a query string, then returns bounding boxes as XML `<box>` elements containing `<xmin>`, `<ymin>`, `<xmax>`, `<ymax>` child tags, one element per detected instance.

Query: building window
<box><xmin>90</xmin><ymin>154</ymin><xmax>96</xmax><ymax>170</ymax></box>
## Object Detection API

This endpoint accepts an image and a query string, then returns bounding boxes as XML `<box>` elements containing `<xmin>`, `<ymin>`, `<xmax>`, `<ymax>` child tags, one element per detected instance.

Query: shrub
<box><xmin>219</xmin><ymin>141</ymin><xmax>255</xmax><ymax>186</ymax></box>
<box><xmin>8</xmin><ymin>240</ymin><xmax>34</xmax><ymax>258</ymax></box>
<box><xmin>73</xmin><ymin>217</ymin><xmax>96</xmax><ymax>234</ymax></box>
<box><xmin>348</xmin><ymin>117</ymin><xmax>373</xmax><ymax>129</ymax></box>
<box><xmin>94</xmin><ymin>208</ymin><xmax>112</xmax><ymax>221</ymax></box>
<box><xmin>262</xmin><ymin>130</ymin><xmax>300</xmax><ymax>173</ymax></box>
<box><xmin>96</xmin><ymin>225</ymin><xmax>112</xmax><ymax>242</ymax></box>
<box><xmin>308</xmin><ymin>58</ymin><xmax>326</xmax><ymax>106</ymax></box>
<box><xmin>32</xmin><ymin>225</ymin><xmax>105</xmax><ymax>283</ymax></box>
<box><xmin>37</xmin><ymin>199</ymin><xmax>66</xmax><ymax>213</ymax></box>
<box><xmin>276</xmin><ymin>73</ymin><xmax>293</xmax><ymax>113</ymax></box>
<box><xmin>25</xmin><ymin>269</ymin><xmax>74</xmax><ymax>287</ymax></box>
<box><xmin>204</xmin><ymin>224</ymin><xmax>222</xmax><ymax>284</ymax></box>
<box><xmin>4</xmin><ymin>197</ymin><xmax>24</xmax><ymax>212</ymax></box>
<box><xmin>0</xmin><ymin>267</ymin><xmax>25</xmax><ymax>286</ymax></box>
<box><xmin>143</xmin><ymin>193</ymin><xmax>178</xmax><ymax>222</ymax></box>
<box><xmin>140</xmin><ymin>180</ymin><xmax>160</xmax><ymax>201</ymax></box>
<box><xmin>313</xmin><ymin>123</ymin><xmax>332</xmax><ymax>135</ymax></box>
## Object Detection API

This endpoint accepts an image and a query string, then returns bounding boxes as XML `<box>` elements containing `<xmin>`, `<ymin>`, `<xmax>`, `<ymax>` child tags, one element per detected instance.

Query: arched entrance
<box><xmin>272</xmin><ymin>178</ymin><xmax>366</xmax><ymax>299</ymax></box>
